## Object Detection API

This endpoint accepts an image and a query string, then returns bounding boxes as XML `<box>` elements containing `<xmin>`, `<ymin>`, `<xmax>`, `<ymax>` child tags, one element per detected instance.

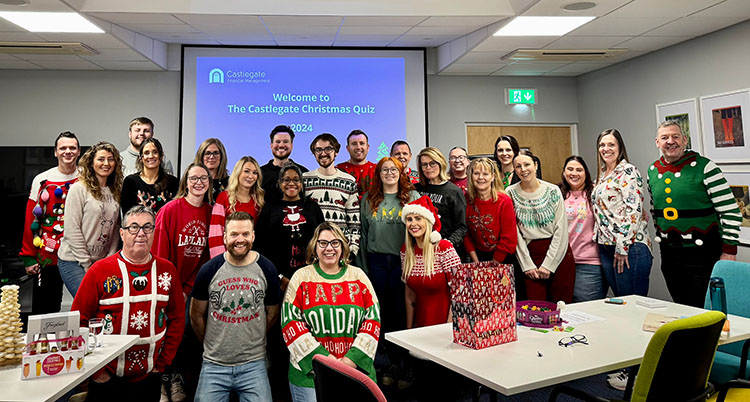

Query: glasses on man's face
<box><xmin>314</xmin><ymin>146</ymin><xmax>335</xmax><ymax>155</ymax></box>
<box><xmin>558</xmin><ymin>334</ymin><xmax>588</xmax><ymax>347</ymax></box>
<box><xmin>123</xmin><ymin>223</ymin><xmax>155</xmax><ymax>235</ymax></box>
<box><xmin>317</xmin><ymin>239</ymin><xmax>342</xmax><ymax>249</ymax></box>
<box><xmin>204</xmin><ymin>151</ymin><xmax>221</xmax><ymax>159</ymax></box>
<box><xmin>381</xmin><ymin>168</ymin><xmax>400</xmax><ymax>175</ymax></box>
<box><xmin>449</xmin><ymin>155</ymin><xmax>467</xmax><ymax>162</ymax></box>
<box><xmin>420</xmin><ymin>161</ymin><xmax>439</xmax><ymax>169</ymax></box>
<box><xmin>188</xmin><ymin>175</ymin><xmax>209</xmax><ymax>183</ymax></box>
<box><xmin>281</xmin><ymin>178</ymin><xmax>301</xmax><ymax>184</ymax></box>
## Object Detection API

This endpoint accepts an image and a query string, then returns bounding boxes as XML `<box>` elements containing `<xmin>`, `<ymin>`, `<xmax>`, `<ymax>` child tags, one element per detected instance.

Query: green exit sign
<box><xmin>507</xmin><ymin>88</ymin><xmax>537</xmax><ymax>105</ymax></box>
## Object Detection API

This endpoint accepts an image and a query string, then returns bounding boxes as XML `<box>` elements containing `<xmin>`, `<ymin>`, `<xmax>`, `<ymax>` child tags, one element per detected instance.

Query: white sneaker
<box><xmin>170</xmin><ymin>373</ymin><xmax>186</xmax><ymax>402</ymax></box>
<box><xmin>607</xmin><ymin>370</ymin><xmax>628</xmax><ymax>391</ymax></box>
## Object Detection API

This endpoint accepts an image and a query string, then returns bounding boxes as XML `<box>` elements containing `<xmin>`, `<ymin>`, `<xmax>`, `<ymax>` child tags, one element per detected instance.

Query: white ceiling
<box><xmin>0</xmin><ymin>0</ymin><xmax>747</xmax><ymax>76</ymax></box>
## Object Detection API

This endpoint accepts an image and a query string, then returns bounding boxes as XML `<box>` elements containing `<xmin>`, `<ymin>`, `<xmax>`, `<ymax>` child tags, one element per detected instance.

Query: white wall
<box><xmin>0</xmin><ymin>70</ymin><xmax>181</xmax><ymax>165</ymax></box>
<box><xmin>427</xmin><ymin>75</ymin><xmax>579</xmax><ymax>154</ymax></box>
<box><xmin>577</xmin><ymin>21</ymin><xmax>750</xmax><ymax>300</ymax></box>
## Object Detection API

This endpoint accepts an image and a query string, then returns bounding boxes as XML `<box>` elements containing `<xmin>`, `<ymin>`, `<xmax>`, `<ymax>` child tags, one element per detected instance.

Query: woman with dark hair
<box><xmin>559</xmin><ymin>156</ymin><xmax>605</xmax><ymax>302</ymax></box>
<box><xmin>253</xmin><ymin>162</ymin><xmax>324</xmax><ymax>402</ymax></box>
<box><xmin>506</xmin><ymin>150</ymin><xmax>575</xmax><ymax>303</ymax></box>
<box><xmin>120</xmin><ymin>138</ymin><xmax>178</xmax><ymax>214</ymax></box>
<box><xmin>193</xmin><ymin>138</ymin><xmax>229</xmax><ymax>203</ymax></box>
<box><xmin>357</xmin><ymin>157</ymin><xmax>418</xmax><ymax>388</ymax></box>
<box><xmin>282</xmin><ymin>222</ymin><xmax>380</xmax><ymax>402</ymax></box>
<box><xmin>591</xmin><ymin>129</ymin><xmax>652</xmax><ymax>298</ymax></box>
<box><xmin>493</xmin><ymin>135</ymin><xmax>520</xmax><ymax>188</ymax></box>
<box><xmin>208</xmin><ymin>156</ymin><xmax>264</xmax><ymax>258</ymax></box>
<box><xmin>58</xmin><ymin>141</ymin><xmax>123</xmax><ymax>296</ymax></box>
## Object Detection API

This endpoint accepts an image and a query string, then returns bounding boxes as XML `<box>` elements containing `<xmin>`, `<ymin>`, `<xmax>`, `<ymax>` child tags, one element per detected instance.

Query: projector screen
<box><xmin>181</xmin><ymin>46</ymin><xmax>427</xmax><ymax>176</ymax></box>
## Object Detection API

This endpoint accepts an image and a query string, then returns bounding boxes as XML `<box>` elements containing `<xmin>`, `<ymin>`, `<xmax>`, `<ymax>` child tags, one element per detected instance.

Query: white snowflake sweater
<box><xmin>71</xmin><ymin>252</ymin><xmax>185</xmax><ymax>381</ymax></box>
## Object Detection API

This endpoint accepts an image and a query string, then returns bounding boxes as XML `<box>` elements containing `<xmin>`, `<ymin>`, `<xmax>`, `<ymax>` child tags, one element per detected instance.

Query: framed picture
<box><xmin>724</xmin><ymin>171</ymin><xmax>750</xmax><ymax>246</ymax></box>
<box><xmin>700</xmin><ymin>89</ymin><xmax>750</xmax><ymax>164</ymax></box>
<box><xmin>655</xmin><ymin>98</ymin><xmax>702</xmax><ymax>153</ymax></box>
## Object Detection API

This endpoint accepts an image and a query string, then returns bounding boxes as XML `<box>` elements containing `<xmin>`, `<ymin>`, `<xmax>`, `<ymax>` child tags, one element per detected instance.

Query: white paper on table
<box><xmin>560</xmin><ymin>310</ymin><xmax>606</xmax><ymax>326</ymax></box>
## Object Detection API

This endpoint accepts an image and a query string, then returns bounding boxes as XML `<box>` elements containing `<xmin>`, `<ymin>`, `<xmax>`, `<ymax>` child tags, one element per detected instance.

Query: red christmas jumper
<box><xmin>71</xmin><ymin>252</ymin><xmax>185</xmax><ymax>381</ymax></box>
<box><xmin>401</xmin><ymin>239</ymin><xmax>461</xmax><ymax>328</ymax></box>
<box><xmin>152</xmin><ymin>198</ymin><xmax>212</xmax><ymax>295</ymax></box>
<box><xmin>464</xmin><ymin>192</ymin><xmax>518</xmax><ymax>262</ymax></box>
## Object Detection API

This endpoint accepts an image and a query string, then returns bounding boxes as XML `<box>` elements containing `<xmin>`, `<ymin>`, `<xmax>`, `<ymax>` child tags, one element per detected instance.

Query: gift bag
<box><xmin>450</xmin><ymin>261</ymin><xmax>517</xmax><ymax>349</ymax></box>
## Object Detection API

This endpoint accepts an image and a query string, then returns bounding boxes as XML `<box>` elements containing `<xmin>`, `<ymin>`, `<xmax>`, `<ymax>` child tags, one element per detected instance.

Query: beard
<box><xmin>227</xmin><ymin>242</ymin><xmax>250</xmax><ymax>260</ymax></box>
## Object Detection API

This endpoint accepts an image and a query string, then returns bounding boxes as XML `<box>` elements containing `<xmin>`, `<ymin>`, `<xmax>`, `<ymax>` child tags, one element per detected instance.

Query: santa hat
<box><xmin>401</xmin><ymin>195</ymin><xmax>442</xmax><ymax>243</ymax></box>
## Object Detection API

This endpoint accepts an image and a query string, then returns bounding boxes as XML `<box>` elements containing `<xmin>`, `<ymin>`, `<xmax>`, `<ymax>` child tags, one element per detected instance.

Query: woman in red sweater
<box><xmin>208</xmin><ymin>156</ymin><xmax>265</xmax><ymax>258</ymax></box>
<box><xmin>464</xmin><ymin>158</ymin><xmax>518</xmax><ymax>265</ymax></box>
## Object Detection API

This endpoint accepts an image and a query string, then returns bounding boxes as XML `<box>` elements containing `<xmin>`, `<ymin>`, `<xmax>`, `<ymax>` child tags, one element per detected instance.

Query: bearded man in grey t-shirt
<box><xmin>190</xmin><ymin>211</ymin><xmax>281</xmax><ymax>401</ymax></box>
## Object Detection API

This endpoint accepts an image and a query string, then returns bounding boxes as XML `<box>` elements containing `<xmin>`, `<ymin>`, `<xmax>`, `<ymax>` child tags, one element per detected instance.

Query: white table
<box><xmin>0</xmin><ymin>334</ymin><xmax>139</xmax><ymax>402</ymax></box>
<box><xmin>385</xmin><ymin>295</ymin><xmax>750</xmax><ymax>396</ymax></box>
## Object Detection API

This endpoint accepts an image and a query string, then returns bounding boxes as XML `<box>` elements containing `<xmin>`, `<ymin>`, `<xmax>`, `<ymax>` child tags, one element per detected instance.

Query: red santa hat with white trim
<box><xmin>401</xmin><ymin>195</ymin><xmax>442</xmax><ymax>243</ymax></box>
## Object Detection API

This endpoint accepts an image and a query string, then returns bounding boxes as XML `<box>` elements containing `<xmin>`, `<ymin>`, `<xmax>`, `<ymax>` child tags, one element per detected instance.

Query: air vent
<box><xmin>502</xmin><ymin>48</ymin><xmax>627</xmax><ymax>61</ymax></box>
<box><xmin>0</xmin><ymin>42</ymin><xmax>99</xmax><ymax>55</ymax></box>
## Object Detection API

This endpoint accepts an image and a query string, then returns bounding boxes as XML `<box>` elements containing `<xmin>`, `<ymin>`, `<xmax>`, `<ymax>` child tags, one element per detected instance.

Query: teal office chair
<box><xmin>703</xmin><ymin>260</ymin><xmax>750</xmax><ymax>385</ymax></box>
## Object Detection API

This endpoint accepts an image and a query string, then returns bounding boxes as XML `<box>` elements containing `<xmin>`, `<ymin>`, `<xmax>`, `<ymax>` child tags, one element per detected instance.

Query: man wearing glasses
<box><xmin>302</xmin><ymin>133</ymin><xmax>361</xmax><ymax>256</ymax></box>
<box><xmin>72</xmin><ymin>205</ymin><xmax>185</xmax><ymax>400</ymax></box>
<box><xmin>448</xmin><ymin>146</ymin><xmax>470</xmax><ymax>194</ymax></box>
<box><xmin>121</xmin><ymin>117</ymin><xmax>174</xmax><ymax>176</ymax></box>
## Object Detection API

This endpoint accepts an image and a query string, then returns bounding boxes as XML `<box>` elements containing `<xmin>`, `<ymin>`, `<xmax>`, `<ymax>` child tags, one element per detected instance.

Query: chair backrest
<box><xmin>703</xmin><ymin>260</ymin><xmax>750</xmax><ymax>356</ymax></box>
<box><xmin>630</xmin><ymin>311</ymin><xmax>726</xmax><ymax>402</ymax></box>
<box><xmin>312</xmin><ymin>354</ymin><xmax>387</xmax><ymax>402</ymax></box>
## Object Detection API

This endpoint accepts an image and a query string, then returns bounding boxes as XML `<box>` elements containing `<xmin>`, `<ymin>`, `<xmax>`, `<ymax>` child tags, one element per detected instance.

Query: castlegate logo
<box><xmin>209</xmin><ymin>68</ymin><xmax>224</xmax><ymax>84</ymax></box>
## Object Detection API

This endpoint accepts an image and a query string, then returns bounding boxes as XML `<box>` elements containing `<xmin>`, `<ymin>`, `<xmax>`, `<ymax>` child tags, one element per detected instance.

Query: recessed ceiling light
<box><xmin>563</xmin><ymin>2</ymin><xmax>597</xmax><ymax>11</ymax></box>
<box><xmin>0</xmin><ymin>12</ymin><xmax>104</xmax><ymax>33</ymax></box>
<box><xmin>493</xmin><ymin>16</ymin><xmax>595</xmax><ymax>36</ymax></box>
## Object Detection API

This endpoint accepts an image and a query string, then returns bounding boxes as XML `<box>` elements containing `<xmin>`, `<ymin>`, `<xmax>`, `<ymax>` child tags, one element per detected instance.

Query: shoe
<box><xmin>69</xmin><ymin>392</ymin><xmax>88</xmax><ymax>402</ymax></box>
<box><xmin>607</xmin><ymin>370</ymin><xmax>628</xmax><ymax>391</ymax></box>
<box><xmin>170</xmin><ymin>373</ymin><xmax>186</xmax><ymax>402</ymax></box>
<box><xmin>381</xmin><ymin>365</ymin><xmax>396</xmax><ymax>387</ymax></box>
<box><xmin>160</xmin><ymin>374</ymin><xmax>171</xmax><ymax>402</ymax></box>
<box><xmin>397</xmin><ymin>366</ymin><xmax>414</xmax><ymax>392</ymax></box>
<box><xmin>607</xmin><ymin>368</ymin><xmax>626</xmax><ymax>379</ymax></box>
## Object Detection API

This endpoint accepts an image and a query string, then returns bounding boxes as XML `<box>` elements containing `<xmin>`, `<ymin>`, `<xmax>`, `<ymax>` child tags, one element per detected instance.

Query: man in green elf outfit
<box><xmin>648</xmin><ymin>121</ymin><xmax>742</xmax><ymax>307</ymax></box>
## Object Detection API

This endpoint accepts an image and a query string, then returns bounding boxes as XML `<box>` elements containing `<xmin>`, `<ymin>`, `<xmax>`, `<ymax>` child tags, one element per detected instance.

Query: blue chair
<box><xmin>703</xmin><ymin>260</ymin><xmax>750</xmax><ymax>385</ymax></box>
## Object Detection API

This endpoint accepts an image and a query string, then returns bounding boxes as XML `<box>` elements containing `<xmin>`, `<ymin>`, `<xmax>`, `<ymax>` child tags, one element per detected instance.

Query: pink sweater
<box><xmin>564</xmin><ymin>191</ymin><xmax>600</xmax><ymax>265</ymax></box>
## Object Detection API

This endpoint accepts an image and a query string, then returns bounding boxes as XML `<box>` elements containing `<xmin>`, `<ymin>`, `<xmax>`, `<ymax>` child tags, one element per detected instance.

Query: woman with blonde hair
<box><xmin>464</xmin><ymin>158</ymin><xmax>518</xmax><ymax>265</ymax></box>
<box><xmin>208</xmin><ymin>156</ymin><xmax>264</xmax><ymax>257</ymax></box>
<box><xmin>415</xmin><ymin>147</ymin><xmax>467</xmax><ymax>261</ymax></box>
<box><xmin>58</xmin><ymin>141</ymin><xmax>122</xmax><ymax>296</ymax></box>
<box><xmin>193</xmin><ymin>138</ymin><xmax>229</xmax><ymax>203</ymax></box>
<box><xmin>282</xmin><ymin>222</ymin><xmax>380</xmax><ymax>402</ymax></box>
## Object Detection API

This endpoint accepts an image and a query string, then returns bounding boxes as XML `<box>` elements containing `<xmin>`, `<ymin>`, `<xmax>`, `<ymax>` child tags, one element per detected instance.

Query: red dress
<box><xmin>401</xmin><ymin>239</ymin><xmax>461</xmax><ymax>328</ymax></box>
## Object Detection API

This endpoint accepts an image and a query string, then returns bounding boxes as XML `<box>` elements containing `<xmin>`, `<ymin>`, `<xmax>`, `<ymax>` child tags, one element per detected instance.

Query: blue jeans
<box><xmin>289</xmin><ymin>382</ymin><xmax>316</xmax><ymax>402</ymax></box>
<box><xmin>573</xmin><ymin>264</ymin><xmax>607</xmax><ymax>302</ymax></box>
<box><xmin>366</xmin><ymin>253</ymin><xmax>405</xmax><ymax>335</ymax></box>
<box><xmin>599</xmin><ymin>243</ymin><xmax>653</xmax><ymax>297</ymax></box>
<box><xmin>58</xmin><ymin>258</ymin><xmax>86</xmax><ymax>297</ymax></box>
<box><xmin>195</xmin><ymin>359</ymin><xmax>272</xmax><ymax>402</ymax></box>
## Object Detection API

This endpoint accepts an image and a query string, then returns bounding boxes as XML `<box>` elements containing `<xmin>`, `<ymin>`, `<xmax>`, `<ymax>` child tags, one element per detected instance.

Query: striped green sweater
<box><xmin>281</xmin><ymin>263</ymin><xmax>380</xmax><ymax>388</ymax></box>
<box><xmin>647</xmin><ymin>151</ymin><xmax>742</xmax><ymax>254</ymax></box>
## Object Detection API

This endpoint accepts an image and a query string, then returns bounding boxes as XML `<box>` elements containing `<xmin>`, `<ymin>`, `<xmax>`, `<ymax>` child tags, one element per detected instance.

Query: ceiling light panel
<box><xmin>494</xmin><ymin>16</ymin><xmax>595</xmax><ymax>36</ymax></box>
<box><xmin>0</xmin><ymin>12</ymin><xmax>104</xmax><ymax>33</ymax></box>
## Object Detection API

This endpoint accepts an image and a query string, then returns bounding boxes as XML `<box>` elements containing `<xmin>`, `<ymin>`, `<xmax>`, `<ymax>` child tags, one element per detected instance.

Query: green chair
<box><xmin>549</xmin><ymin>311</ymin><xmax>727</xmax><ymax>402</ymax></box>
<box><xmin>703</xmin><ymin>260</ymin><xmax>750</xmax><ymax>385</ymax></box>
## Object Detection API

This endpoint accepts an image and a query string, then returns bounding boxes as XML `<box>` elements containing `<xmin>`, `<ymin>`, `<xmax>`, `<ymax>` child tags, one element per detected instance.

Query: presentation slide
<box><xmin>181</xmin><ymin>47</ymin><xmax>426</xmax><ymax>175</ymax></box>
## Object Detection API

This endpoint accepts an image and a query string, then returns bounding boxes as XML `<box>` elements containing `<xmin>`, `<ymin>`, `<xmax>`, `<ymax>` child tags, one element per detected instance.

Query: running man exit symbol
<box><xmin>507</xmin><ymin>88</ymin><xmax>536</xmax><ymax>105</ymax></box>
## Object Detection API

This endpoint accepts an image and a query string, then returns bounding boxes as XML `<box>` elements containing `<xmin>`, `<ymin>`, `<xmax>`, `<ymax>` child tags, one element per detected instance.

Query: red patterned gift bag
<box><xmin>450</xmin><ymin>261</ymin><xmax>517</xmax><ymax>349</ymax></box>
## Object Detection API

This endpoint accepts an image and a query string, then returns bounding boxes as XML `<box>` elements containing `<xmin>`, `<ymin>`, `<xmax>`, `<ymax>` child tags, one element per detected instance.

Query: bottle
<box><xmin>38</xmin><ymin>333</ymin><xmax>49</xmax><ymax>354</ymax></box>
<box><xmin>709</xmin><ymin>277</ymin><xmax>727</xmax><ymax>315</ymax></box>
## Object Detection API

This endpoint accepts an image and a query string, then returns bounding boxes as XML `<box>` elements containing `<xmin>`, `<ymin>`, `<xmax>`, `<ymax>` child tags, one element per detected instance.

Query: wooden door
<box><xmin>466</xmin><ymin>125</ymin><xmax>572</xmax><ymax>183</ymax></box>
